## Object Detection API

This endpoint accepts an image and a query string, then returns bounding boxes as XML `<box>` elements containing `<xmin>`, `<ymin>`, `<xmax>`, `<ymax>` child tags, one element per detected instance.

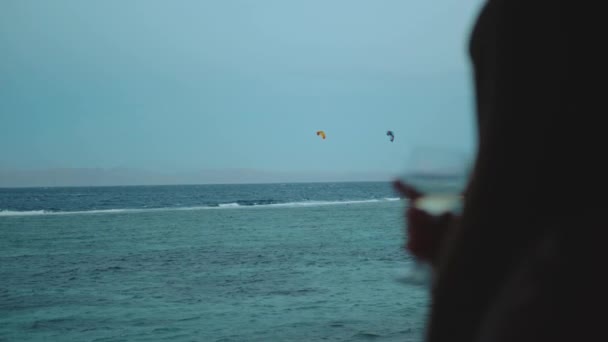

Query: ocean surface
<box><xmin>0</xmin><ymin>182</ymin><xmax>430</xmax><ymax>341</ymax></box>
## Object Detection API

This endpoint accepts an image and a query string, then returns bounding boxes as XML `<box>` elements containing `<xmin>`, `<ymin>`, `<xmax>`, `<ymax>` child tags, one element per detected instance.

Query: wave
<box><xmin>0</xmin><ymin>198</ymin><xmax>403</xmax><ymax>217</ymax></box>
<box><xmin>0</xmin><ymin>208</ymin><xmax>133</xmax><ymax>217</ymax></box>
<box><xmin>218</xmin><ymin>203</ymin><xmax>240</xmax><ymax>208</ymax></box>
<box><xmin>0</xmin><ymin>210</ymin><xmax>48</xmax><ymax>216</ymax></box>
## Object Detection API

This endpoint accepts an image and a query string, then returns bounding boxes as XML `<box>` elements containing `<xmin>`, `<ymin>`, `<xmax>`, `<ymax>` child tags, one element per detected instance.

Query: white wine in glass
<box><xmin>401</xmin><ymin>145</ymin><xmax>471</xmax><ymax>215</ymax></box>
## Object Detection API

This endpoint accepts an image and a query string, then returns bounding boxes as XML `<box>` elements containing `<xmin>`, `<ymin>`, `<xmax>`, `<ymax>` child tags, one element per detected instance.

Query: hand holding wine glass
<box><xmin>393</xmin><ymin>145</ymin><xmax>471</xmax><ymax>284</ymax></box>
<box><xmin>393</xmin><ymin>180</ymin><xmax>459</xmax><ymax>266</ymax></box>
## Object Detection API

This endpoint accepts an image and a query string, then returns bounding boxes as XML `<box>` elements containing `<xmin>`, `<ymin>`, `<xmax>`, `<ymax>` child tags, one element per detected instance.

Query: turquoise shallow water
<box><xmin>1</xmin><ymin>183</ymin><xmax>429</xmax><ymax>341</ymax></box>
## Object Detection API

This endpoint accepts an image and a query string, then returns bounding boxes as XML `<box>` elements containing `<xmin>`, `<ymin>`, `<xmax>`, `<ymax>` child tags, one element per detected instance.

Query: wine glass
<box><xmin>403</xmin><ymin>145</ymin><xmax>471</xmax><ymax>214</ymax></box>
<box><xmin>395</xmin><ymin>145</ymin><xmax>472</xmax><ymax>286</ymax></box>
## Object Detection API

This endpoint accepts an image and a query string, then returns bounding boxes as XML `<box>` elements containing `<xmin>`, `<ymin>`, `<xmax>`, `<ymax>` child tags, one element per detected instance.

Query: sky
<box><xmin>0</xmin><ymin>0</ymin><xmax>484</xmax><ymax>186</ymax></box>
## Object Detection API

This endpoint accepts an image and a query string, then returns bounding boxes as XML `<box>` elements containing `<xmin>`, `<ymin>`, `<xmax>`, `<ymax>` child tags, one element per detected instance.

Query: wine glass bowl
<box><xmin>395</xmin><ymin>145</ymin><xmax>472</xmax><ymax>287</ymax></box>
<box><xmin>400</xmin><ymin>145</ymin><xmax>471</xmax><ymax>215</ymax></box>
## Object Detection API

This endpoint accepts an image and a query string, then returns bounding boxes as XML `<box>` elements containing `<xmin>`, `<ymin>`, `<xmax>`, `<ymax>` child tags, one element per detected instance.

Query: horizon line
<box><xmin>0</xmin><ymin>179</ymin><xmax>397</xmax><ymax>190</ymax></box>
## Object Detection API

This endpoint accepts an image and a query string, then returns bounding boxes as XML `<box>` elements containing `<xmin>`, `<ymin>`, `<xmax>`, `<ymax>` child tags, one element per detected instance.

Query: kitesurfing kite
<box><xmin>316</xmin><ymin>130</ymin><xmax>326</xmax><ymax>139</ymax></box>
<box><xmin>386</xmin><ymin>130</ymin><xmax>394</xmax><ymax>142</ymax></box>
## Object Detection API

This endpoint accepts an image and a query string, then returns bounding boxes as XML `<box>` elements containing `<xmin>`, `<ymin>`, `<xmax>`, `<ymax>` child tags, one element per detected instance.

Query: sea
<box><xmin>0</xmin><ymin>182</ymin><xmax>430</xmax><ymax>342</ymax></box>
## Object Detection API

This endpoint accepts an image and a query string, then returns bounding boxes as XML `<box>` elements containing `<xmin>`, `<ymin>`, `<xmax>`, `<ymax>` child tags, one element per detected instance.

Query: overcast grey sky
<box><xmin>0</xmin><ymin>0</ymin><xmax>484</xmax><ymax>186</ymax></box>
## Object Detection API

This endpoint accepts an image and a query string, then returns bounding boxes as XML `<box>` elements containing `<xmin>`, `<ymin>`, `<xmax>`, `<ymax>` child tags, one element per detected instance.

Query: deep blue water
<box><xmin>0</xmin><ymin>182</ymin><xmax>430</xmax><ymax>341</ymax></box>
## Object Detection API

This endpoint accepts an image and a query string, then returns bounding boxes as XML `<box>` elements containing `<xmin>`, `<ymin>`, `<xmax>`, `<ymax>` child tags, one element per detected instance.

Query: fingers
<box><xmin>406</xmin><ymin>207</ymin><xmax>450</xmax><ymax>234</ymax></box>
<box><xmin>392</xmin><ymin>179</ymin><xmax>423</xmax><ymax>200</ymax></box>
<box><xmin>407</xmin><ymin>206</ymin><xmax>432</xmax><ymax>227</ymax></box>
<box><xmin>404</xmin><ymin>207</ymin><xmax>455</xmax><ymax>262</ymax></box>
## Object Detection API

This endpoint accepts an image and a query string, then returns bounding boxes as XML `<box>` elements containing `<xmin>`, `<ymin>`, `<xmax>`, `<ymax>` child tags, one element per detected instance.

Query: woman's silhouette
<box><xmin>395</xmin><ymin>0</ymin><xmax>604</xmax><ymax>340</ymax></box>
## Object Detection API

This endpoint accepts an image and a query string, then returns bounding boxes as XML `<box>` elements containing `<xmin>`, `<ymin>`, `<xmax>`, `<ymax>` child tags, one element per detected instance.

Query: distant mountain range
<box><xmin>0</xmin><ymin>168</ymin><xmax>396</xmax><ymax>187</ymax></box>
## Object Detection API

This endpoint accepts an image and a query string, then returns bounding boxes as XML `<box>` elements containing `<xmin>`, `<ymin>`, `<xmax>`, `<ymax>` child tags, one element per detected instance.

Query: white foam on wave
<box><xmin>218</xmin><ymin>203</ymin><xmax>240</xmax><ymax>208</ymax></box>
<box><xmin>0</xmin><ymin>208</ymin><xmax>137</xmax><ymax>217</ymax></box>
<box><xmin>0</xmin><ymin>210</ymin><xmax>47</xmax><ymax>217</ymax></box>
<box><xmin>73</xmin><ymin>209</ymin><xmax>130</xmax><ymax>215</ymax></box>
<box><xmin>267</xmin><ymin>199</ymin><xmax>379</xmax><ymax>207</ymax></box>
<box><xmin>0</xmin><ymin>198</ymin><xmax>403</xmax><ymax>217</ymax></box>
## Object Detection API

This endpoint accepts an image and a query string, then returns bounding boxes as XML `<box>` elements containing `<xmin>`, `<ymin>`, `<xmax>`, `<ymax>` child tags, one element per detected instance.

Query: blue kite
<box><xmin>386</xmin><ymin>130</ymin><xmax>394</xmax><ymax>142</ymax></box>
